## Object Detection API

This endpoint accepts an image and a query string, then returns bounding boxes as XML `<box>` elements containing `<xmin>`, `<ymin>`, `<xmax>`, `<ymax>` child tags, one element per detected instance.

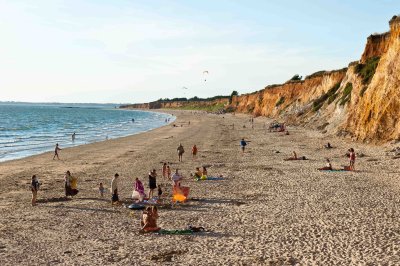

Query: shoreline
<box><xmin>1</xmin><ymin>110</ymin><xmax>399</xmax><ymax>265</ymax></box>
<box><xmin>0</xmin><ymin>108</ymin><xmax>175</xmax><ymax>165</ymax></box>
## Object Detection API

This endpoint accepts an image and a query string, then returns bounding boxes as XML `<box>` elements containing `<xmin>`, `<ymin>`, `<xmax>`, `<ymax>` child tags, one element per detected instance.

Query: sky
<box><xmin>0</xmin><ymin>0</ymin><xmax>398</xmax><ymax>103</ymax></box>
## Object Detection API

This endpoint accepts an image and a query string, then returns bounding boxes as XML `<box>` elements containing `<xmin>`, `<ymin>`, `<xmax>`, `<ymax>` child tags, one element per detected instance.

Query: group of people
<box><xmin>316</xmin><ymin>147</ymin><xmax>356</xmax><ymax>171</ymax></box>
<box><xmin>176</xmin><ymin>143</ymin><xmax>198</xmax><ymax>162</ymax></box>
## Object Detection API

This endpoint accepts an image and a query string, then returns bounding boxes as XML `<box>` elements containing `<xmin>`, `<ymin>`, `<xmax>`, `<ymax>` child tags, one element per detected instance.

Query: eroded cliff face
<box><xmin>229</xmin><ymin>16</ymin><xmax>400</xmax><ymax>143</ymax></box>
<box><xmin>121</xmin><ymin>98</ymin><xmax>229</xmax><ymax>110</ymax></box>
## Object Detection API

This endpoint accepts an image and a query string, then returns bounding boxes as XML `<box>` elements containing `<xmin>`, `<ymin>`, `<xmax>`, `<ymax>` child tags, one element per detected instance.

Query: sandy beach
<box><xmin>0</xmin><ymin>110</ymin><xmax>399</xmax><ymax>265</ymax></box>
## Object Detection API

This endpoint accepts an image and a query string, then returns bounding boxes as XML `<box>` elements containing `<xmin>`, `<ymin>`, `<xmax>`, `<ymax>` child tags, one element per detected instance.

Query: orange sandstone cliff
<box><xmin>229</xmin><ymin>16</ymin><xmax>400</xmax><ymax>143</ymax></box>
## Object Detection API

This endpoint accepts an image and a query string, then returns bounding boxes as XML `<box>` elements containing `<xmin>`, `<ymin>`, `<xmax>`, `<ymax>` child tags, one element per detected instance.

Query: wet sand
<box><xmin>0</xmin><ymin>110</ymin><xmax>399</xmax><ymax>265</ymax></box>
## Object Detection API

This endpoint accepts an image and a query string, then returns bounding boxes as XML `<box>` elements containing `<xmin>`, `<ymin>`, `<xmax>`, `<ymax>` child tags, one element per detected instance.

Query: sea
<box><xmin>0</xmin><ymin>102</ymin><xmax>174</xmax><ymax>162</ymax></box>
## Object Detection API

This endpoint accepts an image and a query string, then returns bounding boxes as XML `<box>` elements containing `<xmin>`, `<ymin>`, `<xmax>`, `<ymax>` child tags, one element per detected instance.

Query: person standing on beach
<box><xmin>166</xmin><ymin>165</ymin><xmax>171</xmax><ymax>180</ymax></box>
<box><xmin>240</xmin><ymin>138</ymin><xmax>247</xmax><ymax>153</ymax></box>
<box><xmin>53</xmin><ymin>143</ymin><xmax>62</xmax><ymax>160</ymax></box>
<box><xmin>64</xmin><ymin>170</ymin><xmax>78</xmax><ymax>197</ymax></box>
<box><xmin>30</xmin><ymin>175</ymin><xmax>40</xmax><ymax>206</ymax></box>
<box><xmin>148</xmin><ymin>169</ymin><xmax>157</xmax><ymax>199</ymax></box>
<box><xmin>191</xmin><ymin>145</ymin><xmax>198</xmax><ymax>160</ymax></box>
<box><xmin>177</xmin><ymin>143</ymin><xmax>185</xmax><ymax>162</ymax></box>
<box><xmin>348</xmin><ymin>148</ymin><xmax>356</xmax><ymax>171</ymax></box>
<box><xmin>162</xmin><ymin>163</ymin><xmax>168</xmax><ymax>179</ymax></box>
<box><xmin>111</xmin><ymin>173</ymin><xmax>119</xmax><ymax>204</ymax></box>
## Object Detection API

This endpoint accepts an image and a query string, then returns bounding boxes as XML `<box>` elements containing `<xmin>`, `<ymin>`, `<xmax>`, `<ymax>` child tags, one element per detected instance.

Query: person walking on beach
<box><xmin>240</xmin><ymin>138</ymin><xmax>247</xmax><ymax>153</ymax></box>
<box><xmin>53</xmin><ymin>143</ymin><xmax>62</xmax><ymax>160</ymax></box>
<box><xmin>148</xmin><ymin>169</ymin><xmax>157</xmax><ymax>199</ymax></box>
<box><xmin>177</xmin><ymin>143</ymin><xmax>185</xmax><ymax>162</ymax></box>
<box><xmin>111</xmin><ymin>173</ymin><xmax>120</xmax><ymax>204</ymax></box>
<box><xmin>348</xmin><ymin>148</ymin><xmax>356</xmax><ymax>171</ymax></box>
<box><xmin>30</xmin><ymin>175</ymin><xmax>40</xmax><ymax>206</ymax></box>
<box><xmin>192</xmin><ymin>144</ymin><xmax>198</xmax><ymax>160</ymax></box>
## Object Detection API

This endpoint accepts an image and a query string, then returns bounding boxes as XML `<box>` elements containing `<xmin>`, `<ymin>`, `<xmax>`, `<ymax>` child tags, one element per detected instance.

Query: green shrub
<box><xmin>312</xmin><ymin>82</ymin><xmax>341</xmax><ymax>111</ymax></box>
<box><xmin>275</xmin><ymin>96</ymin><xmax>285</xmax><ymax>107</ymax></box>
<box><xmin>354</xmin><ymin>57</ymin><xmax>380</xmax><ymax>85</ymax></box>
<box><xmin>339</xmin><ymin>83</ymin><xmax>353</xmax><ymax>106</ymax></box>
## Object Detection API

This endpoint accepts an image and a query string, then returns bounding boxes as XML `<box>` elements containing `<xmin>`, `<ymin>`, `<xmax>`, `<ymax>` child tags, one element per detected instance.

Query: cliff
<box><xmin>121</xmin><ymin>97</ymin><xmax>229</xmax><ymax>112</ymax></box>
<box><xmin>228</xmin><ymin>16</ymin><xmax>400</xmax><ymax>143</ymax></box>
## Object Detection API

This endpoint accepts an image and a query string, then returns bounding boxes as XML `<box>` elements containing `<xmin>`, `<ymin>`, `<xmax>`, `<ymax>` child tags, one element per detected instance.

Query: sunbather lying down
<box><xmin>284</xmin><ymin>151</ymin><xmax>308</xmax><ymax>160</ymax></box>
<box><xmin>318</xmin><ymin>159</ymin><xmax>332</xmax><ymax>170</ymax></box>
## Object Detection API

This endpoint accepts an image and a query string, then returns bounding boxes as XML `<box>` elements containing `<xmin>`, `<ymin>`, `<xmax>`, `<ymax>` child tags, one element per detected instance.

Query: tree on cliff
<box><xmin>229</xmin><ymin>91</ymin><xmax>239</xmax><ymax>104</ymax></box>
<box><xmin>290</xmin><ymin>74</ymin><xmax>302</xmax><ymax>81</ymax></box>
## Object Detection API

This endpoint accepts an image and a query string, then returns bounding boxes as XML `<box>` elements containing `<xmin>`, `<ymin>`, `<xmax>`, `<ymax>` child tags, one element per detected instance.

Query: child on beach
<box><xmin>99</xmin><ymin>183</ymin><xmax>105</xmax><ymax>197</ymax></box>
<box><xmin>158</xmin><ymin>185</ymin><xmax>163</xmax><ymax>199</ymax></box>
<box><xmin>166</xmin><ymin>165</ymin><xmax>171</xmax><ymax>180</ymax></box>
<box><xmin>30</xmin><ymin>175</ymin><xmax>40</xmax><ymax>206</ymax></box>
<box><xmin>162</xmin><ymin>163</ymin><xmax>168</xmax><ymax>179</ymax></box>
<box><xmin>240</xmin><ymin>138</ymin><xmax>247</xmax><ymax>153</ymax></box>
<box><xmin>192</xmin><ymin>145</ymin><xmax>198</xmax><ymax>159</ymax></box>
<box><xmin>348</xmin><ymin>148</ymin><xmax>356</xmax><ymax>171</ymax></box>
<box><xmin>111</xmin><ymin>173</ymin><xmax>119</xmax><ymax>204</ymax></box>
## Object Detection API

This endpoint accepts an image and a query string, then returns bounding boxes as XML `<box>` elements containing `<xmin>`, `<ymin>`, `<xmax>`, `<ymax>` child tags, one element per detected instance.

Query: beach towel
<box><xmin>128</xmin><ymin>203</ymin><xmax>146</xmax><ymax>210</ymax></box>
<box><xmin>157</xmin><ymin>229</ymin><xmax>194</xmax><ymax>235</ymax></box>
<box><xmin>172</xmin><ymin>186</ymin><xmax>190</xmax><ymax>202</ymax></box>
<box><xmin>195</xmin><ymin>176</ymin><xmax>224</xmax><ymax>181</ymax></box>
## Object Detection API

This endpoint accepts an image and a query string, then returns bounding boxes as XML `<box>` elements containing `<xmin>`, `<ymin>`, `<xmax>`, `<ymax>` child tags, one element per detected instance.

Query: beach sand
<box><xmin>0</xmin><ymin>110</ymin><xmax>399</xmax><ymax>265</ymax></box>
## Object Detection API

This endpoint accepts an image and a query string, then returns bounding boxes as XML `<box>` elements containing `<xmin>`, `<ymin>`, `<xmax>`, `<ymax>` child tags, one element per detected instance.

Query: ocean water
<box><xmin>0</xmin><ymin>103</ymin><xmax>174</xmax><ymax>162</ymax></box>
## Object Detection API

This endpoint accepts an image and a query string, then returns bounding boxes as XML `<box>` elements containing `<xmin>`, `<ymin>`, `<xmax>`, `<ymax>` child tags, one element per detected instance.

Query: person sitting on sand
<box><xmin>172</xmin><ymin>169</ymin><xmax>183</xmax><ymax>186</ymax></box>
<box><xmin>53</xmin><ymin>143</ymin><xmax>62</xmax><ymax>160</ymax></box>
<box><xmin>349</xmin><ymin>148</ymin><xmax>356</xmax><ymax>171</ymax></box>
<box><xmin>31</xmin><ymin>175</ymin><xmax>40</xmax><ymax>206</ymax></box>
<box><xmin>194</xmin><ymin>167</ymin><xmax>202</xmax><ymax>180</ymax></box>
<box><xmin>177</xmin><ymin>143</ymin><xmax>185</xmax><ymax>162</ymax></box>
<box><xmin>324</xmin><ymin>142</ymin><xmax>333</xmax><ymax>149</ymax></box>
<box><xmin>99</xmin><ymin>182</ymin><xmax>105</xmax><ymax>197</ymax></box>
<box><xmin>133</xmin><ymin>177</ymin><xmax>145</xmax><ymax>201</ymax></box>
<box><xmin>201</xmin><ymin>166</ymin><xmax>208</xmax><ymax>180</ymax></box>
<box><xmin>192</xmin><ymin>145</ymin><xmax>198</xmax><ymax>159</ymax></box>
<box><xmin>141</xmin><ymin>206</ymin><xmax>160</xmax><ymax>233</ymax></box>
<box><xmin>240</xmin><ymin>138</ymin><xmax>247</xmax><ymax>153</ymax></box>
<box><xmin>111</xmin><ymin>173</ymin><xmax>120</xmax><ymax>204</ymax></box>
<box><xmin>318</xmin><ymin>159</ymin><xmax>333</xmax><ymax>170</ymax></box>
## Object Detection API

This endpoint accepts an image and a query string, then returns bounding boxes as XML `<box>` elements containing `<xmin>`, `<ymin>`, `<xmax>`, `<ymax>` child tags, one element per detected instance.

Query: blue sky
<box><xmin>0</xmin><ymin>0</ymin><xmax>397</xmax><ymax>103</ymax></box>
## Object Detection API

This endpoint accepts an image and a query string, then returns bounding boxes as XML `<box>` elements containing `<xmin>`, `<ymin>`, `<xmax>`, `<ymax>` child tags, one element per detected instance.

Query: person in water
<box><xmin>53</xmin><ymin>143</ymin><xmax>62</xmax><ymax>160</ymax></box>
<box><xmin>111</xmin><ymin>173</ymin><xmax>119</xmax><ymax>204</ymax></box>
<box><xmin>31</xmin><ymin>175</ymin><xmax>40</xmax><ymax>206</ymax></box>
<box><xmin>240</xmin><ymin>138</ymin><xmax>247</xmax><ymax>153</ymax></box>
<box><xmin>177</xmin><ymin>143</ymin><xmax>185</xmax><ymax>162</ymax></box>
<box><xmin>191</xmin><ymin>145</ymin><xmax>198</xmax><ymax>160</ymax></box>
<box><xmin>72</xmin><ymin>132</ymin><xmax>76</xmax><ymax>142</ymax></box>
<box><xmin>318</xmin><ymin>159</ymin><xmax>333</xmax><ymax>170</ymax></box>
<box><xmin>148</xmin><ymin>169</ymin><xmax>157</xmax><ymax>199</ymax></box>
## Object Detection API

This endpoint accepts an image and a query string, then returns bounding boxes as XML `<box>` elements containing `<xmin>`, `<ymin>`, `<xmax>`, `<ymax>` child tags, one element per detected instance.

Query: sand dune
<box><xmin>0</xmin><ymin>111</ymin><xmax>399</xmax><ymax>265</ymax></box>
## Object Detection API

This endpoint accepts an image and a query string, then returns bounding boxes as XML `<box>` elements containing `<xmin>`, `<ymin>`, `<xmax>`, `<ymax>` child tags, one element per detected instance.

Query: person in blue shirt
<box><xmin>240</xmin><ymin>138</ymin><xmax>247</xmax><ymax>153</ymax></box>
